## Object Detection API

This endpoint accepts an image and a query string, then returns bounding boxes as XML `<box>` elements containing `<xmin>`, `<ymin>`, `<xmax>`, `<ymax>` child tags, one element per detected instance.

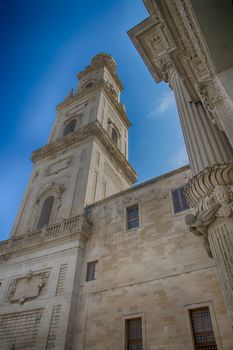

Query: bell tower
<box><xmin>11</xmin><ymin>53</ymin><xmax>137</xmax><ymax>237</ymax></box>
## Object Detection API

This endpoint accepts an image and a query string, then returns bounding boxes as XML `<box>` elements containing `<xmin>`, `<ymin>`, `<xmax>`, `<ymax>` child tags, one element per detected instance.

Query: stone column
<box><xmin>185</xmin><ymin>165</ymin><xmax>233</xmax><ymax>327</ymax></box>
<box><xmin>168</xmin><ymin>70</ymin><xmax>233</xmax><ymax>327</ymax></box>
<box><xmin>170</xmin><ymin>71</ymin><xmax>233</xmax><ymax>175</ymax></box>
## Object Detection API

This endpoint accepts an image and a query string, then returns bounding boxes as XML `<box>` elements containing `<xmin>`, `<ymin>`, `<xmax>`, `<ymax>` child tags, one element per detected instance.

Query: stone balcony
<box><xmin>0</xmin><ymin>214</ymin><xmax>92</xmax><ymax>259</ymax></box>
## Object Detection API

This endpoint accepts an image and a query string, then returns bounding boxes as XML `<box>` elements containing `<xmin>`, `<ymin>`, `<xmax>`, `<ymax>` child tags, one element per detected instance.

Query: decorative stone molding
<box><xmin>185</xmin><ymin>164</ymin><xmax>233</xmax><ymax>237</ymax></box>
<box><xmin>5</xmin><ymin>270</ymin><xmax>50</xmax><ymax>304</ymax></box>
<box><xmin>45</xmin><ymin>157</ymin><xmax>73</xmax><ymax>176</ymax></box>
<box><xmin>185</xmin><ymin>182</ymin><xmax>233</xmax><ymax>258</ymax></box>
<box><xmin>37</xmin><ymin>183</ymin><xmax>65</xmax><ymax>202</ymax></box>
<box><xmin>214</xmin><ymin>77</ymin><xmax>233</xmax><ymax>118</ymax></box>
<box><xmin>185</xmin><ymin>163</ymin><xmax>233</xmax><ymax>207</ymax></box>
<box><xmin>195</xmin><ymin>83</ymin><xmax>219</xmax><ymax>126</ymax></box>
<box><xmin>31</xmin><ymin>121</ymin><xmax>137</xmax><ymax>184</ymax></box>
<box><xmin>57</xmin><ymin>81</ymin><xmax>130</xmax><ymax>128</ymax></box>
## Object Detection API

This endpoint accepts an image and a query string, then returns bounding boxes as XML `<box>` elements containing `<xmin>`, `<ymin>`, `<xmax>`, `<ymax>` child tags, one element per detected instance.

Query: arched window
<box><xmin>63</xmin><ymin>119</ymin><xmax>76</xmax><ymax>136</ymax></box>
<box><xmin>85</xmin><ymin>82</ymin><xmax>94</xmax><ymax>89</ymax></box>
<box><xmin>37</xmin><ymin>196</ymin><xmax>55</xmax><ymax>229</ymax></box>
<box><xmin>111</xmin><ymin>128</ymin><xmax>118</xmax><ymax>146</ymax></box>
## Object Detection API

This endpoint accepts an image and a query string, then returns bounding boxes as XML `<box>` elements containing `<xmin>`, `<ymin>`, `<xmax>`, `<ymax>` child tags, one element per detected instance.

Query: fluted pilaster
<box><xmin>208</xmin><ymin>219</ymin><xmax>233</xmax><ymax>325</ymax></box>
<box><xmin>170</xmin><ymin>71</ymin><xmax>233</xmax><ymax>175</ymax></box>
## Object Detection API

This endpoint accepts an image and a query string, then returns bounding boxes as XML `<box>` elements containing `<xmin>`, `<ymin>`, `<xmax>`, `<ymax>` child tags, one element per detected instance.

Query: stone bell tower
<box><xmin>11</xmin><ymin>53</ymin><xmax>137</xmax><ymax>237</ymax></box>
<box><xmin>0</xmin><ymin>54</ymin><xmax>136</xmax><ymax>350</ymax></box>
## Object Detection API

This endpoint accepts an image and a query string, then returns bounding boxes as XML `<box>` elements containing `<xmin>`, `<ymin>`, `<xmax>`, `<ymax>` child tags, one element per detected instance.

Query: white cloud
<box><xmin>147</xmin><ymin>90</ymin><xmax>176</xmax><ymax>118</ymax></box>
<box><xmin>168</xmin><ymin>144</ymin><xmax>189</xmax><ymax>168</ymax></box>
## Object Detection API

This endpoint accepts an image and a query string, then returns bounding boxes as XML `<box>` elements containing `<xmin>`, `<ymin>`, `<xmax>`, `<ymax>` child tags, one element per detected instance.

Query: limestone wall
<box><xmin>74</xmin><ymin>166</ymin><xmax>233</xmax><ymax>350</ymax></box>
<box><xmin>0</xmin><ymin>238</ymin><xmax>84</xmax><ymax>350</ymax></box>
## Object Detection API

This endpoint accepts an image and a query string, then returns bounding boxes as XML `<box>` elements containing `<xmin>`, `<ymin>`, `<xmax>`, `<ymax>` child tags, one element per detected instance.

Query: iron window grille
<box><xmin>126</xmin><ymin>317</ymin><xmax>143</xmax><ymax>350</ymax></box>
<box><xmin>189</xmin><ymin>307</ymin><xmax>218</xmax><ymax>350</ymax></box>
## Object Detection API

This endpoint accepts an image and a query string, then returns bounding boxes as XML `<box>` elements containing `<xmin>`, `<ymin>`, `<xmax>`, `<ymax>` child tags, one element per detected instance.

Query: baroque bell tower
<box><xmin>0</xmin><ymin>54</ymin><xmax>136</xmax><ymax>350</ymax></box>
<box><xmin>11</xmin><ymin>53</ymin><xmax>137</xmax><ymax>237</ymax></box>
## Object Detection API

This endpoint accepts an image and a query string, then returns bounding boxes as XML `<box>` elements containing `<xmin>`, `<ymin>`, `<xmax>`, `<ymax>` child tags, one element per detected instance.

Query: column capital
<box><xmin>185</xmin><ymin>163</ymin><xmax>233</xmax><ymax>256</ymax></box>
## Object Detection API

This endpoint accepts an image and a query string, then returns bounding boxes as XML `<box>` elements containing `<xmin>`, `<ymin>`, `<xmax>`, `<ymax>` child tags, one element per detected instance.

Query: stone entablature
<box><xmin>128</xmin><ymin>0</ymin><xmax>233</xmax><ymax>137</ymax></box>
<box><xmin>31</xmin><ymin>120</ymin><xmax>137</xmax><ymax>184</ymax></box>
<box><xmin>0</xmin><ymin>214</ymin><xmax>92</xmax><ymax>259</ymax></box>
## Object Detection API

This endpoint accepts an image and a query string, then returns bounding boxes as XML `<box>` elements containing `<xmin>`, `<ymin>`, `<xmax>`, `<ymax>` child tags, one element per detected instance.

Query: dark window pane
<box><xmin>111</xmin><ymin>128</ymin><xmax>118</xmax><ymax>146</ymax></box>
<box><xmin>63</xmin><ymin>119</ymin><xmax>76</xmax><ymax>136</ymax></box>
<box><xmin>86</xmin><ymin>261</ymin><xmax>97</xmax><ymax>281</ymax></box>
<box><xmin>189</xmin><ymin>307</ymin><xmax>218</xmax><ymax>350</ymax></box>
<box><xmin>127</xmin><ymin>204</ymin><xmax>139</xmax><ymax>230</ymax></box>
<box><xmin>172</xmin><ymin>186</ymin><xmax>190</xmax><ymax>213</ymax></box>
<box><xmin>126</xmin><ymin>318</ymin><xmax>142</xmax><ymax>350</ymax></box>
<box><xmin>37</xmin><ymin>196</ymin><xmax>54</xmax><ymax>229</ymax></box>
<box><xmin>85</xmin><ymin>82</ymin><xmax>94</xmax><ymax>89</ymax></box>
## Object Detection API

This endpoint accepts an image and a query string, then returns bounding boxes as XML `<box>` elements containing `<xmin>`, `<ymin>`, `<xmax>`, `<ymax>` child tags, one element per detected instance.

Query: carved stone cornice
<box><xmin>56</xmin><ymin>81</ymin><xmax>131</xmax><ymax>128</ymax></box>
<box><xmin>129</xmin><ymin>0</ymin><xmax>233</xmax><ymax>127</ymax></box>
<box><xmin>31</xmin><ymin>120</ymin><xmax>137</xmax><ymax>184</ymax></box>
<box><xmin>0</xmin><ymin>214</ymin><xmax>92</xmax><ymax>260</ymax></box>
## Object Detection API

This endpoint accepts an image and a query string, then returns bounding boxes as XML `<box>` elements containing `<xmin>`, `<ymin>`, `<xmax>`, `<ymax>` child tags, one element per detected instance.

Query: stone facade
<box><xmin>129</xmin><ymin>0</ymin><xmax>233</xmax><ymax>331</ymax></box>
<box><xmin>0</xmin><ymin>52</ymin><xmax>233</xmax><ymax>350</ymax></box>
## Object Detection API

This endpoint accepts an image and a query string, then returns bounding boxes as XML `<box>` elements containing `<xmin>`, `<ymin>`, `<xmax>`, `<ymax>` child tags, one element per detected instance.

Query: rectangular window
<box><xmin>189</xmin><ymin>307</ymin><xmax>218</xmax><ymax>350</ymax></box>
<box><xmin>126</xmin><ymin>204</ymin><xmax>139</xmax><ymax>230</ymax></box>
<box><xmin>86</xmin><ymin>261</ymin><xmax>97</xmax><ymax>282</ymax></box>
<box><xmin>171</xmin><ymin>186</ymin><xmax>190</xmax><ymax>213</ymax></box>
<box><xmin>126</xmin><ymin>317</ymin><xmax>143</xmax><ymax>350</ymax></box>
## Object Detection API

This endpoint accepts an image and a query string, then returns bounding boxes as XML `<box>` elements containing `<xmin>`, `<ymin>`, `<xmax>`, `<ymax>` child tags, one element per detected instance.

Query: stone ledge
<box><xmin>0</xmin><ymin>215</ymin><xmax>92</xmax><ymax>259</ymax></box>
<box><xmin>31</xmin><ymin>120</ymin><xmax>137</xmax><ymax>184</ymax></box>
<box><xmin>57</xmin><ymin>81</ymin><xmax>130</xmax><ymax>128</ymax></box>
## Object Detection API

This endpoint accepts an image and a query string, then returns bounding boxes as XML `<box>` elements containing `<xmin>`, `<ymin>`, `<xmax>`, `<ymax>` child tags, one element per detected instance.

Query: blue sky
<box><xmin>0</xmin><ymin>0</ymin><xmax>188</xmax><ymax>240</ymax></box>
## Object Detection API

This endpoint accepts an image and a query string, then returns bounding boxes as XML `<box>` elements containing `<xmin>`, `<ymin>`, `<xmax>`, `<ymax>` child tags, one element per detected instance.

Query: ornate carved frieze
<box><xmin>5</xmin><ymin>270</ymin><xmax>50</xmax><ymax>304</ymax></box>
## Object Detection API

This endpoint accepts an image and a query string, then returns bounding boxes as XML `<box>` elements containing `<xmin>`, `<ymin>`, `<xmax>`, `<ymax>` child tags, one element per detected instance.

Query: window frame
<box><xmin>32</xmin><ymin>184</ymin><xmax>64</xmax><ymax>231</ymax></box>
<box><xmin>122</xmin><ymin>312</ymin><xmax>146</xmax><ymax>350</ymax></box>
<box><xmin>184</xmin><ymin>302</ymin><xmax>223</xmax><ymax>350</ymax></box>
<box><xmin>111</xmin><ymin>127</ymin><xmax>118</xmax><ymax>146</ymax></box>
<box><xmin>125</xmin><ymin>202</ymin><xmax>140</xmax><ymax>231</ymax></box>
<box><xmin>37</xmin><ymin>195</ymin><xmax>55</xmax><ymax>230</ymax></box>
<box><xmin>170</xmin><ymin>185</ymin><xmax>191</xmax><ymax>216</ymax></box>
<box><xmin>63</xmin><ymin>118</ymin><xmax>77</xmax><ymax>136</ymax></box>
<box><xmin>86</xmin><ymin>260</ymin><xmax>98</xmax><ymax>282</ymax></box>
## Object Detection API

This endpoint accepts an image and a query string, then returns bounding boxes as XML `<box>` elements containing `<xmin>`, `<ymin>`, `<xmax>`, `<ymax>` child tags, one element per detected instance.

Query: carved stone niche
<box><xmin>5</xmin><ymin>270</ymin><xmax>50</xmax><ymax>304</ymax></box>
